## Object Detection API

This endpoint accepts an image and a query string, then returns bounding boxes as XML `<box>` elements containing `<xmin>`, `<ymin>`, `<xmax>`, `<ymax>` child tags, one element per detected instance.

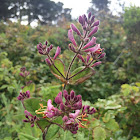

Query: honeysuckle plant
<box><xmin>17</xmin><ymin>12</ymin><xmax>105</xmax><ymax>140</ymax></box>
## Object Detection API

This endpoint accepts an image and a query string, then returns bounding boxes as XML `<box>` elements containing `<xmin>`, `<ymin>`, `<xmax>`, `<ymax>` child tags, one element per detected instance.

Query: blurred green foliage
<box><xmin>0</xmin><ymin>6</ymin><xmax>140</xmax><ymax>140</ymax></box>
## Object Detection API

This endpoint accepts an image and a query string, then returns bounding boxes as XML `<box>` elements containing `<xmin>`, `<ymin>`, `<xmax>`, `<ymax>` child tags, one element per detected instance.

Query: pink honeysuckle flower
<box><xmin>45</xmin><ymin>58</ymin><xmax>51</xmax><ymax>66</ymax></box>
<box><xmin>68</xmin><ymin>29</ymin><xmax>77</xmax><ymax>47</ymax></box>
<box><xmin>71</xmin><ymin>24</ymin><xmax>81</xmax><ymax>36</ymax></box>
<box><xmin>84</xmin><ymin>44</ymin><xmax>100</xmax><ymax>53</ymax></box>
<box><xmin>91</xmin><ymin>61</ymin><xmax>102</xmax><ymax>67</ymax></box>
<box><xmin>53</xmin><ymin>46</ymin><xmax>61</xmax><ymax>60</ymax></box>
<box><xmin>82</xmin><ymin>37</ymin><xmax>96</xmax><ymax>49</ymax></box>
<box><xmin>44</xmin><ymin>99</ymin><xmax>59</xmax><ymax>118</ymax></box>
<box><xmin>88</xmin><ymin>26</ymin><xmax>98</xmax><ymax>37</ymax></box>
<box><xmin>69</xmin><ymin>110</ymin><xmax>80</xmax><ymax>119</ymax></box>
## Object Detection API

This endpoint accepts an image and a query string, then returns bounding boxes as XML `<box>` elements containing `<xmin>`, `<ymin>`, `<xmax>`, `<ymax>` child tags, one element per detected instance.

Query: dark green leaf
<box><xmin>36</xmin><ymin>119</ymin><xmax>51</xmax><ymax>133</ymax></box>
<box><xmin>23</xmin><ymin>98</ymin><xmax>47</xmax><ymax>116</ymax></box>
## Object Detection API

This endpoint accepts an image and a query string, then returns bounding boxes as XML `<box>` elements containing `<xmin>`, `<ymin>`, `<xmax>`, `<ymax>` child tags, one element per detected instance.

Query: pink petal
<box><xmin>47</xmin><ymin>99</ymin><xmax>54</xmax><ymax>111</ymax></box>
<box><xmin>91</xmin><ymin>61</ymin><xmax>102</xmax><ymax>67</ymax></box>
<box><xmin>53</xmin><ymin>46</ymin><xmax>61</xmax><ymax>60</ymax></box>
<box><xmin>68</xmin><ymin>29</ymin><xmax>77</xmax><ymax>47</ymax></box>
<box><xmin>83</xmin><ymin>37</ymin><xmax>96</xmax><ymax>49</ymax></box>
<box><xmin>88</xmin><ymin>26</ymin><xmax>98</xmax><ymax>37</ymax></box>
<box><xmin>71</xmin><ymin>23</ymin><xmax>81</xmax><ymax>36</ymax></box>
<box><xmin>84</xmin><ymin>44</ymin><xmax>100</xmax><ymax>53</ymax></box>
<box><xmin>69</xmin><ymin>110</ymin><xmax>80</xmax><ymax>119</ymax></box>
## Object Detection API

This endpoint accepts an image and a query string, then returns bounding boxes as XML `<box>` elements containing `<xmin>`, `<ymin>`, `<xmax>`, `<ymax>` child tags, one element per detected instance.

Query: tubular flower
<box><xmin>53</xmin><ymin>46</ymin><xmax>61</xmax><ymax>60</ymax></box>
<box><xmin>35</xmin><ymin>100</ymin><xmax>61</xmax><ymax>118</ymax></box>
<box><xmin>68</xmin><ymin>29</ymin><xmax>77</xmax><ymax>47</ymax></box>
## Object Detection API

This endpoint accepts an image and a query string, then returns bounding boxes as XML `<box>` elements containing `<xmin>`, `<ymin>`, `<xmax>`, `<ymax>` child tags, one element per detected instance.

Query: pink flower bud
<box><xmin>45</xmin><ymin>58</ymin><xmax>51</xmax><ymax>66</ymax></box>
<box><xmin>98</xmin><ymin>53</ymin><xmax>106</xmax><ymax>59</ymax></box>
<box><xmin>90</xmin><ymin>15</ymin><xmax>95</xmax><ymax>24</ymax></box>
<box><xmin>83</xmin><ymin>37</ymin><xmax>96</xmax><ymax>49</ymax></box>
<box><xmin>49</xmin><ymin>44</ymin><xmax>53</xmax><ymax>50</ymax></box>
<box><xmin>31</xmin><ymin>124</ymin><xmax>34</xmax><ymax>127</ymax></box>
<box><xmin>53</xmin><ymin>46</ymin><xmax>61</xmax><ymax>60</ymax></box>
<box><xmin>26</xmin><ymin>90</ymin><xmax>30</xmax><ymax>98</ymax></box>
<box><xmin>84</xmin><ymin>44</ymin><xmax>100</xmax><ymax>53</ymax></box>
<box><xmin>55</xmin><ymin>92</ymin><xmax>62</xmax><ymax>104</ymax></box>
<box><xmin>77</xmin><ymin>54</ymin><xmax>85</xmax><ymax>63</ymax></box>
<box><xmin>47</xmin><ymin>48</ymin><xmax>50</xmax><ymax>53</ymax></box>
<box><xmin>68</xmin><ymin>29</ymin><xmax>77</xmax><ymax>47</ymax></box>
<box><xmin>88</xmin><ymin>26</ymin><xmax>98</xmax><ymax>37</ymax></box>
<box><xmin>91</xmin><ymin>61</ymin><xmax>102</xmax><ymax>67</ymax></box>
<box><xmin>83</xmin><ymin>14</ymin><xmax>87</xmax><ymax>22</ymax></box>
<box><xmin>88</xmin><ymin>12</ymin><xmax>91</xmax><ymax>19</ymax></box>
<box><xmin>86</xmin><ymin>54</ymin><xmax>90</xmax><ymax>63</ymax></box>
<box><xmin>79</xmin><ymin>16</ymin><xmax>83</xmax><ymax>25</ymax></box>
<box><xmin>71</xmin><ymin>24</ymin><xmax>81</xmax><ymax>36</ymax></box>
<box><xmin>19</xmin><ymin>72</ymin><xmax>24</xmax><ymax>77</ymax></box>
<box><xmin>63</xmin><ymin>90</ymin><xmax>68</xmax><ymax>100</ymax></box>
<box><xmin>60</xmin><ymin>103</ymin><xmax>65</xmax><ymax>111</ymax></box>
<box><xmin>70</xmin><ymin>90</ymin><xmax>75</xmax><ymax>100</ymax></box>
<box><xmin>93</xmin><ymin>20</ymin><xmax>100</xmax><ymax>26</ymax></box>
<box><xmin>69</xmin><ymin>44</ymin><xmax>76</xmax><ymax>52</ymax></box>
<box><xmin>24</xmin><ymin>110</ymin><xmax>33</xmax><ymax>117</ymax></box>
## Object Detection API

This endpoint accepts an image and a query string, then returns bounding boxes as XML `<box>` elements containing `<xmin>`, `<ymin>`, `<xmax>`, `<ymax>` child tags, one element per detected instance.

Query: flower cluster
<box><xmin>23</xmin><ymin>110</ymin><xmax>38</xmax><ymax>127</ymax></box>
<box><xmin>17</xmin><ymin>90</ymin><xmax>30</xmax><ymax>100</ymax></box>
<box><xmin>18</xmin><ymin>12</ymin><xmax>105</xmax><ymax>138</ymax></box>
<box><xmin>37</xmin><ymin>12</ymin><xmax>105</xmax><ymax>71</ymax></box>
<box><xmin>35</xmin><ymin>90</ymin><xmax>95</xmax><ymax>134</ymax></box>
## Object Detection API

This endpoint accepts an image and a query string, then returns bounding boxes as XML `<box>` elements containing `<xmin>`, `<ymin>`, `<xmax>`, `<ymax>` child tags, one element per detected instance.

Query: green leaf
<box><xmin>45</xmin><ymin>124</ymin><xmax>60</xmax><ymax>139</ymax></box>
<box><xmin>52</xmin><ymin>116</ymin><xmax>63</xmax><ymax>125</ymax></box>
<box><xmin>103</xmin><ymin>112</ymin><xmax>111</xmax><ymax>123</ymax></box>
<box><xmin>23</xmin><ymin>98</ymin><xmax>47</xmax><ymax>116</ymax></box>
<box><xmin>93</xmin><ymin>127</ymin><xmax>106</xmax><ymax>140</ymax></box>
<box><xmin>89</xmin><ymin>119</ymin><xmax>100</xmax><ymax>128</ymax></box>
<box><xmin>105</xmin><ymin>119</ymin><xmax>119</xmax><ymax>132</ymax></box>
<box><xmin>70</xmin><ymin>66</ymin><xmax>95</xmax><ymax>85</ymax></box>
<box><xmin>22</xmin><ymin>83</ymin><xmax>35</xmax><ymax>93</ymax></box>
<box><xmin>50</xmin><ymin>59</ymin><xmax>66</xmax><ymax>83</ymax></box>
<box><xmin>18</xmin><ymin>132</ymin><xmax>39</xmax><ymax>140</ymax></box>
<box><xmin>36</xmin><ymin>119</ymin><xmax>51</xmax><ymax>133</ymax></box>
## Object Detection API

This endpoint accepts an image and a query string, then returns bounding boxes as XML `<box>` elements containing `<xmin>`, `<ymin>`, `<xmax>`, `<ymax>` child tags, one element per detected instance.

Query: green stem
<box><xmin>66</xmin><ymin>31</ymin><xmax>88</xmax><ymax>80</ymax></box>
<box><xmin>63</xmin><ymin>130</ymin><xmax>67</xmax><ymax>140</ymax></box>
<box><xmin>47</xmin><ymin>54</ymin><xmax>66</xmax><ymax>79</ymax></box>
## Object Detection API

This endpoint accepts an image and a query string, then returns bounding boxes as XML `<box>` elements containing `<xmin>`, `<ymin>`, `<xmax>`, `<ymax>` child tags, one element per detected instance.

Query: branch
<box><xmin>47</xmin><ymin>54</ymin><xmax>66</xmax><ymax>79</ymax></box>
<box><xmin>66</xmin><ymin>31</ymin><xmax>88</xmax><ymax>80</ymax></box>
<box><xmin>68</xmin><ymin>59</ymin><xmax>95</xmax><ymax>80</ymax></box>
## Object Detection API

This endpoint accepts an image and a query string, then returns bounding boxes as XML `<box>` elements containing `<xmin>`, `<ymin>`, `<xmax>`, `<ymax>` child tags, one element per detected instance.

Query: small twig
<box><xmin>47</xmin><ymin>54</ymin><xmax>66</xmax><ymax>79</ymax></box>
<box><xmin>51</xmin><ymin>122</ymin><xmax>64</xmax><ymax>129</ymax></box>
<box><xmin>42</xmin><ymin>126</ymin><xmax>50</xmax><ymax>140</ymax></box>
